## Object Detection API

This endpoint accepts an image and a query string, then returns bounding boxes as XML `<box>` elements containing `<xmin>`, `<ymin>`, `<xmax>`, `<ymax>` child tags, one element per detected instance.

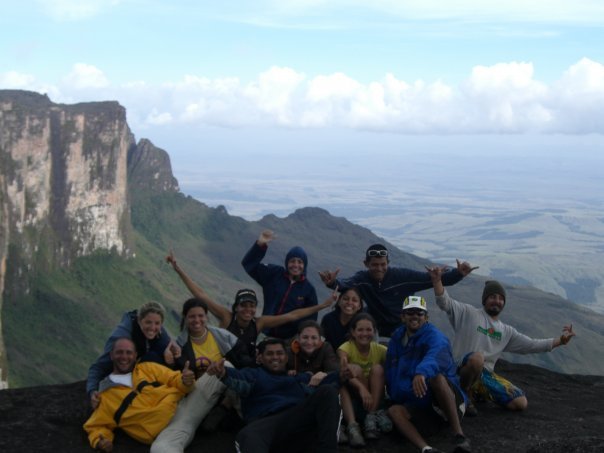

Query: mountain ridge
<box><xmin>1</xmin><ymin>90</ymin><xmax>603</xmax><ymax>389</ymax></box>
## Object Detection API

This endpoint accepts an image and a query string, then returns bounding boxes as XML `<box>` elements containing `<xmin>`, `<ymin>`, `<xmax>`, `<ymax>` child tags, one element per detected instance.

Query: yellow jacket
<box><xmin>83</xmin><ymin>362</ymin><xmax>192</xmax><ymax>448</ymax></box>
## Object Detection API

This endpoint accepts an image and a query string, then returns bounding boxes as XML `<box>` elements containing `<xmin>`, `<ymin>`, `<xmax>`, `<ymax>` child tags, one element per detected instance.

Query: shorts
<box><xmin>460</xmin><ymin>353</ymin><xmax>525</xmax><ymax>407</ymax></box>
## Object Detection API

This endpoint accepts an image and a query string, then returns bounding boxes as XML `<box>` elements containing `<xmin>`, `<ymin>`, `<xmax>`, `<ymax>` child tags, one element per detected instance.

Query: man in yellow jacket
<box><xmin>83</xmin><ymin>337</ymin><xmax>195</xmax><ymax>451</ymax></box>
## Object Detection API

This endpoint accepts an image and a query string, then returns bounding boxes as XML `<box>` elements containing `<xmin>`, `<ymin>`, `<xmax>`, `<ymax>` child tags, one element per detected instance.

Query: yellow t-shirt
<box><xmin>191</xmin><ymin>332</ymin><xmax>223</xmax><ymax>374</ymax></box>
<box><xmin>338</xmin><ymin>341</ymin><xmax>387</xmax><ymax>379</ymax></box>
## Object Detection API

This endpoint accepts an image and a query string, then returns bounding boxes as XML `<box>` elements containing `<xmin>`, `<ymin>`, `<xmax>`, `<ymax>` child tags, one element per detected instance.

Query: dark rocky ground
<box><xmin>1</xmin><ymin>360</ymin><xmax>603</xmax><ymax>453</ymax></box>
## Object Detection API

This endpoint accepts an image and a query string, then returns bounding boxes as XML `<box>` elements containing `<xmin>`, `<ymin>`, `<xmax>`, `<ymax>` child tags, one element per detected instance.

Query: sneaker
<box><xmin>453</xmin><ymin>434</ymin><xmax>472</xmax><ymax>453</ymax></box>
<box><xmin>346</xmin><ymin>422</ymin><xmax>366</xmax><ymax>448</ymax></box>
<box><xmin>374</xmin><ymin>409</ymin><xmax>392</xmax><ymax>433</ymax></box>
<box><xmin>338</xmin><ymin>423</ymin><xmax>348</xmax><ymax>444</ymax></box>
<box><xmin>363</xmin><ymin>412</ymin><xmax>380</xmax><ymax>440</ymax></box>
<box><xmin>465</xmin><ymin>401</ymin><xmax>478</xmax><ymax>417</ymax></box>
<box><xmin>421</xmin><ymin>447</ymin><xmax>445</xmax><ymax>453</ymax></box>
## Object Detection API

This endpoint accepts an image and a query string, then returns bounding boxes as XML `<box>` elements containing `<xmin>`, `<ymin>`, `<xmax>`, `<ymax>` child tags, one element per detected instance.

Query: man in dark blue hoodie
<box><xmin>207</xmin><ymin>338</ymin><xmax>341</xmax><ymax>453</ymax></box>
<box><xmin>242</xmin><ymin>229</ymin><xmax>318</xmax><ymax>339</ymax></box>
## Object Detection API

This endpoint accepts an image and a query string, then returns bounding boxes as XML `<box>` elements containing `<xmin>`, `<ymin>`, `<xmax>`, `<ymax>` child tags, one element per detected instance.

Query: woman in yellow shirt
<box><xmin>337</xmin><ymin>313</ymin><xmax>392</xmax><ymax>448</ymax></box>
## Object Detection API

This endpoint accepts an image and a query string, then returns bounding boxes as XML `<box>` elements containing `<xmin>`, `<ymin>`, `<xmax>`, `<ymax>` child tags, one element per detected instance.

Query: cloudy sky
<box><xmin>2</xmin><ymin>0</ymin><xmax>603</xmax><ymax>141</ymax></box>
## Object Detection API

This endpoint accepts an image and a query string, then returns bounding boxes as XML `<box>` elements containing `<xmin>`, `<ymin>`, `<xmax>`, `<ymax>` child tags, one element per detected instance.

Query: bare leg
<box><xmin>429</xmin><ymin>375</ymin><xmax>464</xmax><ymax>436</ymax></box>
<box><xmin>368</xmin><ymin>364</ymin><xmax>385</xmax><ymax>413</ymax></box>
<box><xmin>339</xmin><ymin>386</ymin><xmax>357</xmax><ymax>425</ymax></box>
<box><xmin>458</xmin><ymin>352</ymin><xmax>484</xmax><ymax>395</ymax></box>
<box><xmin>388</xmin><ymin>404</ymin><xmax>428</xmax><ymax>450</ymax></box>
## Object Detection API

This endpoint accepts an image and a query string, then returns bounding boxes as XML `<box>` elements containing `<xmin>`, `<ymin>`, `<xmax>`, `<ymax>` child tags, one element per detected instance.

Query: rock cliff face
<box><xmin>0</xmin><ymin>90</ymin><xmax>135</xmax><ymax>386</ymax></box>
<box><xmin>128</xmin><ymin>138</ymin><xmax>179</xmax><ymax>195</ymax></box>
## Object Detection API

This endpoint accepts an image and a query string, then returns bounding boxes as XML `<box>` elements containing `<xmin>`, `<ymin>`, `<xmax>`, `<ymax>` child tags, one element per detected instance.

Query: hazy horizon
<box><xmin>167</xmin><ymin>132</ymin><xmax>604</xmax><ymax>313</ymax></box>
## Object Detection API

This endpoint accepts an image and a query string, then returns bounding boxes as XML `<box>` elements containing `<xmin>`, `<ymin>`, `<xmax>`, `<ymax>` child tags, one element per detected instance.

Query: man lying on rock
<box><xmin>83</xmin><ymin>337</ymin><xmax>195</xmax><ymax>451</ymax></box>
<box><xmin>207</xmin><ymin>337</ymin><xmax>343</xmax><ymax>453</ymax></box>
<box><xmin>427</xmin><ymin>266</ymin><xmax>575</xmax><ymax>416</ymax></box>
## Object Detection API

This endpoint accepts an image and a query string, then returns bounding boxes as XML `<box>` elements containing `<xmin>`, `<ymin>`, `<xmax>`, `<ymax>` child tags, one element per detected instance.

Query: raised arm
<box><xmin>425</xmin><ymin>265</ymin><xmax>446</xmax><ymax>296</ymax></box>
<box><xmin>241</xmin><ymin>230</ymin><xmax>276</xmax><ymax>282</ymax></box>
<box><xmin>167</xmin><ymin>251</ymin><xmax>232</xmax><ymax>328</ymax></box>
<box><xmin>257</xmin><ymin>288</ymin><xmax>338</xmax><ymax>331</ymax></box>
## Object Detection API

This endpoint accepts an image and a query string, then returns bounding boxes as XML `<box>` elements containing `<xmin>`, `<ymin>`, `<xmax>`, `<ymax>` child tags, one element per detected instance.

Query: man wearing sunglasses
<box><xmin>319</xmin><ymin>243</ymin><xmax>476</xmax><ymax>337</ymax></box>
<box><xmin>385</xmin><ymin>296</ymin><xmax>471</xmax><ymax>453</ymax></box>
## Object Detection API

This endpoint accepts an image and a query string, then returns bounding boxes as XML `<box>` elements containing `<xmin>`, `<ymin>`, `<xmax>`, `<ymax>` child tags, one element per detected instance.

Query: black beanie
<box><xmin>482</xmin><ymin>280</ymin><xmax>506</xmax><ymax>305</ymax></box>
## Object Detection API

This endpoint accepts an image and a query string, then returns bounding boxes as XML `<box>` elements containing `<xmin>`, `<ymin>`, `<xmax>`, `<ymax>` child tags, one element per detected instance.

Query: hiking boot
<box><xmin>363</xmin><ymin>412</ymin><xmax>380</xmax><ymax>440</ymax></box>
<box><xmin>338</xmin><ymin>423</ymin><xmax>348</xmax><ymax>444</ymax></box>
<box><xmin>346</xmin><ymin>422</ymin><xmax>366</xmax><ymax>448</ymax></box>
<box><xmin>465</xmin><ymin>401</ymin><xmax>478</xmax><ymax>417</ymax></box>
<box><xmin>453</xmin><ymin>434</ymin><xmax>472</xmax><ymax>453</ymax></box>
<box><xmin>374</xmin><ymin>409</ymin><xmax>392</xmax><ymax>433</ymax></box>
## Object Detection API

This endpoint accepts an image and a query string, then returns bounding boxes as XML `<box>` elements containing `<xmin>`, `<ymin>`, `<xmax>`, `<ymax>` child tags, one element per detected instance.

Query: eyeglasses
<box><xmin>403</xmin><ymin>309</ymin><xmax>426</xmax><ymax>316</ymax></box>
<box><xmin>367</xmin><ymin>250</ymin><xmax>388</xmax><ymax>257</ymax></box>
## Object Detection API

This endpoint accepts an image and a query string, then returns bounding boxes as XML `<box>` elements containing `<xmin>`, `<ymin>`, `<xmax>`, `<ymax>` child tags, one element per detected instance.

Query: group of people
<box><xmin>83</xmin><ymin>230</ymin><xmax>576</xmax><ymax>453</ymax></box>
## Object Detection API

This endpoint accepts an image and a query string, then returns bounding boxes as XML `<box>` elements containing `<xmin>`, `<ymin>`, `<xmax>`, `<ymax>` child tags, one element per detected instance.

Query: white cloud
<box><xmin>36</xmin><ymin>0</ymin><xmax>122</xmax><ymax>21</ymax></box>
<box><xmin>0</xmin><ymin>71</ymin><xmax>36</xmax><ymax>88</ymax></box>
<box><xmin>146</xmin><ymin>109</ymin><xmax>173</xmax><ymax>125</ymax></box>
<box><xmin>63</xmin><ymin>63</ymin><xmax>109</xmax><ymax>89</ymax></box>
<box><xmin>3</xmin><ymin>59</ymin><xmax>604</xmax><ymax>134</ymax></box>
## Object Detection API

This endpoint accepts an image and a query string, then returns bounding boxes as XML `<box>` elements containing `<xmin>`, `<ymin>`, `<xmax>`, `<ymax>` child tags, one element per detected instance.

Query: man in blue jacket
<box><xmin>319</xmin><ymin>243</ymin><xmax>476</xmax><ymax>337</ymax></box>
<box><xmin>207</xmin><ymin>338</ymin><xmax>341</xmax><ymax>453</ymax></box>
<box><xmin>385</xmin><ymin>296</ymin><xmax>471</xmax><ymax>453</ymax></box>
<box><xmin>242</xmin><ymin>229</ymin><xmax>318</xmax><ymax>339</ymax></box>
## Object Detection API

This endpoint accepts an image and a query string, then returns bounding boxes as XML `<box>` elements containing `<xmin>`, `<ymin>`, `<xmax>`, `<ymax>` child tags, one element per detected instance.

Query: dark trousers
<box><xmin>235</xmin><ymin>385</ymin><xmax>340</xmax><ymax>453</ymax></box>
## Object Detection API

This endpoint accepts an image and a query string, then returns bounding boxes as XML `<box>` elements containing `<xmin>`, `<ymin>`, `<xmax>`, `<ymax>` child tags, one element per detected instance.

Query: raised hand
<box><xmin>166</xmin><ymin>249</ymin><xmax>177</xmax><ymax>267</ymax></box>
<box><xmin>318</xmin><ymin>268</ymin><xmax>340</xmax><ymax>286</ymax></box>
<box><xmin>425</xmin><ymin>265</ymin><xmax>446</xmax><ymax>282</ymax></box>
<box><xmin>257</xmin><ymin>230</ymin><xmax>275</xmax><ymax>246</ymax></box>
<box><xmin>320</xmin><ymin>285</ymin><xmax>340</xmax><ymax>309</ymax></box>
<box><xmin>559</xmin><ymin>324</ymin><xmax>576</xmax><ymax>345</ymax></box>
<box><xmin>456</xmin><ymin>259</ymin><xmax>479</xmax><ymax>277</ymax></box>
<box><xmin>181</xmin><ymin>361</ymin><xmax>195</xmax><ymax>386</ymax></box>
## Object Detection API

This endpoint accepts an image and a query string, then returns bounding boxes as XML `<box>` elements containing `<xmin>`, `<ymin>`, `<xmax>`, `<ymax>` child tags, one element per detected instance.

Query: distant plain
<box><xmin>169</xmin><ymin>132</ymin><xmax>604</xmax><ymax>312</ymax></box>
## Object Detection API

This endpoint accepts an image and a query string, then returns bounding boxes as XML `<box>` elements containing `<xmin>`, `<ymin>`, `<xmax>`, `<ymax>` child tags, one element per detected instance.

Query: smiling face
<box><xmin>483</xmin><ymin>293</ymin><xmax>505</xmax><ymax>317</ymax></box>
<box><xmin>364</xmin><ymin>256</ymin><xmax>389</xmax><ymax>282</ymax></box>
<box><xmin>338</xmin><ymin>289</ymin><xmax>362</xmax><ymax>317</ymax></box>
<box><xmin>258</xmin><ymin>343</ymin><xmax>288</xmax><ymax>373</ymax></box>
<box><xmin>298</xmin><ymin>326</ymin><xmax>322</xmax><ymax>355</ymax></box>
<box><xmin>350</xmin><ymin>319</ymin><xmax>376</xmax><ymax>347</ymax></box>
<box><xmin>235</xmin><ymin>300</ymin><xmax>257</xmax><ymax>322</ymax></box>
<box><xmin>110</xmin><ymin>338</ymin><xmax>137</xmax><ymax>374</ymax></box>
<box><xmin>185</xmin><ymin>306</ymin><xmax>208</xmax><ymax>336</ymax></box>
<box><xmin>138</xmin><ymin>312</ymin><xmax>163</xmax><ymax>340</ymax></box>
<box><xmin>402</xmin><ymin>309</ymin><xmax>428</xmax><ymax>334</ymax></box>
<box><xmin>287</xmin><ymin>257</ymin><xmax>305</xmax><ymax>278</ymax></box>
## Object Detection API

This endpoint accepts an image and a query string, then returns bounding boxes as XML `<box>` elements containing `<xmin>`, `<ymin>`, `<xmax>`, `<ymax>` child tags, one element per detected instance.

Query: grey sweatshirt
<box><xmin>436</xmin><ymin>289</ymin><xmax>554</xmax><ymax>371</ymax></box>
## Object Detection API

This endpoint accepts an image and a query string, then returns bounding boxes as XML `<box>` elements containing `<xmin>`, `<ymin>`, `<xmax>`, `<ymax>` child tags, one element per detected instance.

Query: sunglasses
<box><xmin>403</xmin><ymin>309</ymin><xmax>426</xmax><ymax>316</ymax></box>
<box><xmin>367</xmin><ymin>250</ymin><xmax>388</xmax><ymax>257</ymax></box>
